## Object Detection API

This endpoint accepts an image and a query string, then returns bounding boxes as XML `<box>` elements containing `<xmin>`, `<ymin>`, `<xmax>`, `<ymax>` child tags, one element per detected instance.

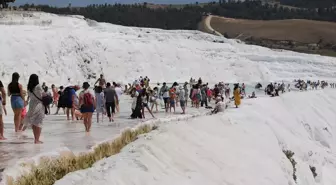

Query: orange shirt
<box><xmin>169</xmin><ymin>88</ymin><xmax>176</xmax><ymax>100</ymax></box>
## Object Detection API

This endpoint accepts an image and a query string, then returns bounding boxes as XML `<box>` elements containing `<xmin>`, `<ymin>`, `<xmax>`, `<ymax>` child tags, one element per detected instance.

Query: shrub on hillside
<box><xmin>309</xmin><ymin>165</ymin><xmax>318</xmax><ymax>178</ymax></box>
<box><xmin>283</xmin><ymin>150</ymin><xmax>297</xmax><ymax>183</ymax></box>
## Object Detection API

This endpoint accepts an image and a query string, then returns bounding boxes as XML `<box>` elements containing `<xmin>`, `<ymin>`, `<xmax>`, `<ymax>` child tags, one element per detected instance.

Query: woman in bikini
<box><xmin>51</xmin><ymin>84</ymin><xmax>59</xmax><ymax>108</ymax></box>
<box><xmin>8</xmin><ymin>72</ymin><xmax>25</xmax><ymax>132</ymax></box>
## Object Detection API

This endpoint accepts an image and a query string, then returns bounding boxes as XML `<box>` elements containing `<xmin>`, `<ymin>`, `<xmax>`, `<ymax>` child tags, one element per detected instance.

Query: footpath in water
<box><xmin>0</xmin><ymin>95</ymin><xmax>214</xmax><ymax>177</ymax></box>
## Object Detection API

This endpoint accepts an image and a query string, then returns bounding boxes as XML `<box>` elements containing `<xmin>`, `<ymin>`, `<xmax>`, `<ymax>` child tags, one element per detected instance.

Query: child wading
<box><xmin>149</xmin><ymin>88</ymin><xmax>159</xmax><ymax>113</ymax></box>
<box><xmin>95</xmin><ymin>86</ymin><xmax>105</xmax><ymax>123</ymax></box>
<box><xmin>141</xmin><ymin>89</ymin><xmax>155</xmax><ymax>118</ymax></box>
<box><xmin>169</xmin><ymin>82</ymin><xmax>178</xmax><ymax>113</ymax></box>
<box><xmin>20</xmin><ymin>90</ymin><xmax>27</xmax><ymax>131</ymax></box>
<box><xmin>79</xmin><ymin>82</ymin><xmax>95</xmax><ymax>133</ymax></box>
<box><xmin>178</xmin><ymin>86</ymin><xmax>186</xmax><ymax>114</ymax></box>
<box><xmin>51</xmin><ymin>84</ymin><xmax>59</xmax><ymax>108</ymax></box>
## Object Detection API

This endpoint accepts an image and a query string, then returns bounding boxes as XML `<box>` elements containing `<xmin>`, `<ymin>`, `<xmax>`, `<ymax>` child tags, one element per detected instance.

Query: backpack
<box><xmin>83</xmin><ymin>91</ymin><xmax>93</xmax><ymax>107</ymax></box>
<box><xmin>42</xmin><ymin>95</ymin><xmax>53</xmax><ymax>106</ymax></box>
<box><xmin>63</xmin><ymin>87</ymin><xmax>73</xmax><ymax>102</ymax></box>
<box><xmin>32</xmin><ymin>91</ymin><xmax>52</xmax><ymax>107</ymax></box>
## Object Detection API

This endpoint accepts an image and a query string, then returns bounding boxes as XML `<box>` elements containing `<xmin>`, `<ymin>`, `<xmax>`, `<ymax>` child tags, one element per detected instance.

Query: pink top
<box><xmin>21</xmin><ymin>107</ymin><xmax>27</xmax><ymax>118</ymax></box>
<box><xmin>207</xmin><ymin>89</ymin><xmax>212</xmax><ymax>96</ymax></box>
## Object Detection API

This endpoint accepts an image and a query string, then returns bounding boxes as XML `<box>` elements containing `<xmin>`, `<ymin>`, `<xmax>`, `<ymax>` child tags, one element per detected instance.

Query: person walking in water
<box><xmin>64</xmin><ymin>85</ymin><xmax>80</xmax><ymax>121</ymax></box>
<box><xmin>95</xmin><ymin>86</ymin><xmax>105</xmax><ymax>123</ymax></box>
<box><xmin>169</xmin><ymin>84</ymin><xmax>177</xmax><ymax>113</ymax></box>
<box><xmin>140</xmin><ymin>89</ymin><xmax>155</xmax><ymax>118</ymax></box>
<box><xmin>183</xmin><ymin>82</ymin><xmax>189</xmax><ymax>107</ymax></box>
<box><xmin>94</xmin><ymin>74</ymin><xmax>106</xmax><ymax>89</ymax></box>
<box><xmin>104</xmin><ymin>83</ymin><xmax>118</xmax><ymax>122</ymax></box>
<box><xmin>8</xmin><ymin>72</ymin><xmax>25</xmax><ymax>132</ymax></box>
<box><xmin>0</xmin><ymin>80</ymin><xmax>7</xmax><ymax>140</ymax></box>
<box><xmin>150</xmin><ymin>87</ymin><xmax>159</xmax><ymax>113</ymax></box>
<box><xmin>178</xmin><ymin>86</ymin><xmax>186</xmax><ymax>114</ymax></box>
<box><xmin>20</xmin><ymin>90</ymin><xmax>27</xmax><ymax>131</ymax></box>
<box><xmin>51</xmin><ymin>84</ymin><xmax>59</xmax><ymax>108</ymax></box>
<box><xmin>43</xmin><ymin>86</ymin><xmax>53</xmax><ymax>115</ymax></box>
<box><xmin>160</xmin><ymin>82</ymin><xmax>169</xmax><ymax>112</ymax></box>
<box><xmin>55</xmin><ymin>86</ymin><xmax>65</xmax><ymax>115</ymax></box>
<box><xmin>23</xmin><ymin>74</ymin><xmax>45</xmax><ymax>144</ymax></box>
<box><xmin>114</xmin><ymin>83</ymin><xmax>123</xmax><ymax>113</ymax></box>
<box><xmin>79</xmin><ymin>82</ymin><xmax>95</xmax><ymax>133</ymax></box>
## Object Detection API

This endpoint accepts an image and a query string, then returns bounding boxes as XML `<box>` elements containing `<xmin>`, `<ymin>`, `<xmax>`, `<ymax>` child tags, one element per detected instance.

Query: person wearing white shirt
<box><xmin>211</xmin><ymin>97</ymin><xmax>226</xmax><ymax>115</ymax></box>
<box><xmin>114</xmin><ymin>84</ymin><xmax>123</xmax><ymax>113</ymax></box>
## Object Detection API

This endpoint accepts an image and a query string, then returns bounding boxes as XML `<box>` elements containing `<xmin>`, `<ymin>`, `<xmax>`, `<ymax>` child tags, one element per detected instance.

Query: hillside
<box><xmin>2</xmin><ymin>11</ymin><xmax>336</xmax><ymax>86</ymax></box>
<box><xmin>209</xmin><ymin>16</ymin><xmax>336</xmax><ymax>56</ymax></box>
<box><xmin>55</xmin><ymin>89</ymin><xmax>336</xmax><ymax>185</ymax></box>
<box><xmin>1</xmin><ymin>11</ymin><xmax>336</xmax><ymax>185</ymax></box>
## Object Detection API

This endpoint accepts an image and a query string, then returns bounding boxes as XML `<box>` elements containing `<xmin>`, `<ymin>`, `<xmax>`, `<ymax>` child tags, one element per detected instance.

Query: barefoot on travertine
<box><xmin>35</xmin><ymin>140</ymin><xmax>43</xmax><ymax>144</ymax></box>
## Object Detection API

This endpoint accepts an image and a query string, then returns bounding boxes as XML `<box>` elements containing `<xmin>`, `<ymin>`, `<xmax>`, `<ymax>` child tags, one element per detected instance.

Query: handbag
<box><xmin>31</xmin><ymin>91</ymin><xmax>52</xmax><ymax>107</ymax></box>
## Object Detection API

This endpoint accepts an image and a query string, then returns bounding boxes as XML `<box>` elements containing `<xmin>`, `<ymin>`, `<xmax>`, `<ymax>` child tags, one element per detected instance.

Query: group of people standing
<box><xmin>294</xmin><ymin>79</ymin><xmax>329</xmax><ymax>90</ymax></box>
<box><xmin>2</xmin><ymin>72</ymin><xmax>330</xmax><ymax>145</ymax></box>
<box><xmin>0</xmin><ymin>73</ymin><xmax>46</xmax><ymax>144</ymax></box>
<box><xmin>0</xmin><ymin>73</ymin><xmax>119</xmax><ymax>144</ymax></box>
<box><xmin>51</xmin><ymin>74</ymin><xmax>123</xmax><ymax>130</ymax></box>
<box><xmin>126</xmin><ymin>77</ymin><xmax>242</xmax><ymax>119</ymax></box>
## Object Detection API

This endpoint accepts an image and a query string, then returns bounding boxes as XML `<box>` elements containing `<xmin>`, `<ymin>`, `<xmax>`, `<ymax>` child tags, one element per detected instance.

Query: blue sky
<box><xmin>13</xmin><ymin>0</ymin><xmax>212</xmax><ymax>7</ymax></box>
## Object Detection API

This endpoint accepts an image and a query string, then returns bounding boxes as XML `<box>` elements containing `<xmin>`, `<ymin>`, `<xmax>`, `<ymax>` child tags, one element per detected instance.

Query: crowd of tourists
<box><xmin>294</xmin><ymin>79</ymin><xmax>329</xmax><ymax>90</ymax></box>
<box><xmin>0</xmin><ymin>72</ymin><xmax>333</xmax><ymax>144</ymax></box>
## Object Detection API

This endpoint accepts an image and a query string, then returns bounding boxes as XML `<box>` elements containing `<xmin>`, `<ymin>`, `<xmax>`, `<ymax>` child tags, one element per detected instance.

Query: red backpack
<box><xmin>83</xmin><ymin>92</ymin><xmax>93</xmax><ymax>107</ymax></box>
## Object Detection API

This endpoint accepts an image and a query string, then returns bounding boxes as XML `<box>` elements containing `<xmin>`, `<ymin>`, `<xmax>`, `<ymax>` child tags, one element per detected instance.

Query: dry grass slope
<box><xmin>6</xmin><ymin>124</ymin><xmax>156</xmax><ymax>185</ymax></box>
<box><xmin>211</xmin><ymin>16</ymin><xmax>336</xmax><ymax>43</ymax></box>
<box><xmin>208</xmin><ymin>16</ymin><xmax>336</xmax><ymax>56</ymax></box>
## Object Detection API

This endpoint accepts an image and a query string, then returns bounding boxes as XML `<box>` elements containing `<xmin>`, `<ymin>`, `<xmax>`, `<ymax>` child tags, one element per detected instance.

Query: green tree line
<box><xmin>280</xmin><ymin>0</ymin><xmax>336</xmax><ymax>8</ymax></box>
<box><xmin>19</xmin><ymin>0</ymin><xmax>336</xmax><ymax>30</ymax></box>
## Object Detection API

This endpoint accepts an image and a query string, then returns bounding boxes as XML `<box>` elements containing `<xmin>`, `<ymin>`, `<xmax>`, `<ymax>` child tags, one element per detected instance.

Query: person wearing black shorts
<box><xmin>104</xmin><ymin>83</ymin><xmax>118</xmax><ymax>122</ymax></box>
<box><xmin>160</xmin><ymin>82</ymin><xmax>169</xmax><ymax>112</ymax></box>
<box><xmin>163</xmin><ymin>97</ymin><xmax>169</xmax><ymax>105</ymax></box>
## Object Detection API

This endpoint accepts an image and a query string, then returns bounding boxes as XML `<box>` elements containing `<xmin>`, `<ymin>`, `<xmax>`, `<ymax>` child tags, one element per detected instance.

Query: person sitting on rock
<box><xmin>211</xmin><ymin>97</ymin><xmax>226</xmax><ymax>115</ymax></box>
<box><xmin>248</xmin><ymin>92</ymin><xmax>257</xmax><ymax>99</ymax></box>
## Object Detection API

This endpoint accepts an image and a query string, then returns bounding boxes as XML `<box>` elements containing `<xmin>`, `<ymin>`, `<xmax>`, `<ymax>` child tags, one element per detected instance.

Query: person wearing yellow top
<box><xmin>233</xmin><ymin>84</ymin><xmax>241</xmax><ymax>108</ymax></box>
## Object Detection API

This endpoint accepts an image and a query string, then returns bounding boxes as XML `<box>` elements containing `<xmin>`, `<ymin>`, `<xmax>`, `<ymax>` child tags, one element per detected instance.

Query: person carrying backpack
<box><xmin>79</xmin><ymin>82</ymin><xmax>95</xmax><ymax>132</ymax></box>
<box><xmin>104</xmin><ymin>82</ymin><xmax>118</xmax><ymax>122</ymax></box>
<box><xmin>55</xmin><ymin>86</ymin><xmax>65</xmax><ymax>115</ymax></box>
<box><xmin>42</xmin><ymin>86</ymin><xmax>53</xmax><ymax>115</ymax></box>
<box><xmin>63</xmin><ymin>85</ymin><xmax>80</xmax><ymax>121</ymax></box>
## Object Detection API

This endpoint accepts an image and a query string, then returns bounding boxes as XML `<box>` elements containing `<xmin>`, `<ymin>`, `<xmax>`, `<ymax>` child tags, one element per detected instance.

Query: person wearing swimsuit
<box><xmin>95</xmin><ymin>74</ymin><xmax>106</xmax><ymax>89</ymax></box>
<box><xmin>8</xmin><ymin>72</ymin><xmax>25</xmax><ymax>132</ymax></box>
